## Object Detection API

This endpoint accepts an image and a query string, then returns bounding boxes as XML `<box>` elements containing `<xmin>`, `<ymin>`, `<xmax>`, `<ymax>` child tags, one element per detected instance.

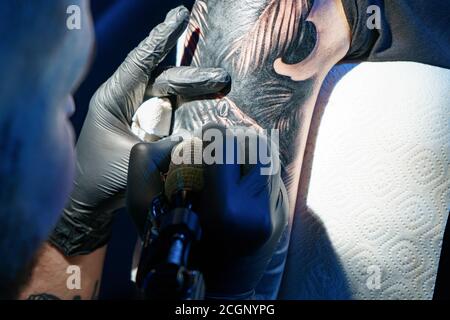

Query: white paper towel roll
<box><xmin>282</xmin><ymin>62</ymin><xmax>450</xmax><ymax>300</ymax></box>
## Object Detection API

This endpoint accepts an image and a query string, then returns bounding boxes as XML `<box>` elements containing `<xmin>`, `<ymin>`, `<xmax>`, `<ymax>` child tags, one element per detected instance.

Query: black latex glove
<box><xmin>126</xmin><ymin>138</ymin><xmax>180</xmax><ymax>237</ymax></box>
<box><xmin>127</xmin><ymin>124</ymin><xmax>288</xmax><ymax>299</ymax></box>
<box><xmin>198</xmin><ymin>124</ymin><xmax>289</xmax><ymax>299</ymax></box>
<box><xmin>49</xmin><ymin>6</ymin><xmax>230</xmax><ymax>256</ymax></box>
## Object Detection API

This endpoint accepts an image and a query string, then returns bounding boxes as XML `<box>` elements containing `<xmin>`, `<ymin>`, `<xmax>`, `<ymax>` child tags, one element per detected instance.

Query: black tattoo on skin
<box><xmin>27</xmin><ymin>293</ymin><xmax>81</xmax><ymax>300</ymax></box>
<box><xmin>176</xmin><ymin>0</ymin><xmax>318</xmax><ymax>188</ymax></box>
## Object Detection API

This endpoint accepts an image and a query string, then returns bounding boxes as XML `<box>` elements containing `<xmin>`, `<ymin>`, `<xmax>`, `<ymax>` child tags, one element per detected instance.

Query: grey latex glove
<box><xmin>49</xmin><ymin>6</ymin><xmax>231</xmax><ymax>256</ymax></box>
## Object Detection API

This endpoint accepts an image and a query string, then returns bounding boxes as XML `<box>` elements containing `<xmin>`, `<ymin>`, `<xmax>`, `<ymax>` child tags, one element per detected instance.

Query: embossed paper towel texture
<box><xmin>283</xmin><ymin>62</ymin><xmax>450</xmax><ymax>300</ymax></box>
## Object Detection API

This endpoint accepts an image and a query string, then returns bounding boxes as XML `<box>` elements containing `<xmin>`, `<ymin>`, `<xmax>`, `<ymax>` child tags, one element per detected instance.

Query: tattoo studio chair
<box><xmin>280</xmin><ymin>62</ymin><xmax>450</xmax><ymax>300</ymax></box>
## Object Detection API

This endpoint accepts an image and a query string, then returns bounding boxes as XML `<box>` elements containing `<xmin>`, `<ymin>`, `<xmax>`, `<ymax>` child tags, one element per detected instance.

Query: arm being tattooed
<box><xmin>175</xmin><ymin>0</ymin><xmax>350</xmax><ymax>298</ymax></box>
<box><xmin>177</xmin><ymin>0</ymin><xmax>350</xmax><ymax>188</ymax></box>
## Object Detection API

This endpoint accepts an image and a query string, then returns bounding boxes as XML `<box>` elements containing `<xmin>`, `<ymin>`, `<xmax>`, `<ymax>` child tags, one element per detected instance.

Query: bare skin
<box><xmin>20</xmin><ymin>245</ymin><xmax>105</xmax><ymax>300</ymax></box>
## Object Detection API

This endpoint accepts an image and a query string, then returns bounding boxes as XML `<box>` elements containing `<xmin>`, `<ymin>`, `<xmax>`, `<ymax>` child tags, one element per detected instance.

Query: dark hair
<box><xmin>0</xmin><ymin>111</ymin><xmax>41</xmax><ymax>299</ymax></box>
<box><xmin>0</xmin><ymin>254</ymin><xmax>37</xmax><ymax>300</ymax></box>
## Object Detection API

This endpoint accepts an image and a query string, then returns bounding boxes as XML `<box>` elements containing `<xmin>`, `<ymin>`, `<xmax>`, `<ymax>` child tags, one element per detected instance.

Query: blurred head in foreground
<box><xmin>0</xmin><ymin>0</ymin><xmax>94</xmax><ymax>298</ymax></box>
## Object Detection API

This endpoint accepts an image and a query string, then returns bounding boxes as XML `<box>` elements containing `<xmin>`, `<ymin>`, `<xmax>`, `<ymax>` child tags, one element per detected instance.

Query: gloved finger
<box><xmin>124</xmin><ymin>5</ymin><xmax>188</xmax><ymax>80</ymax></box>
<box><xmin>149</xmin><ymin>66</ymin><xmax>231</xmax><ymax>97</ymax></box>
<box><xmin>239</xmin><ymin>132</ymin><xmax>282</xmax><ymax>194</ymax></box>
<box><xmin>201</xmin><ymin>123</ymin><xmax>244</xmax><ymax>194</ymax></box>
<box><xmin>102</xmin><ymin>6</ymin><xmax>189</xmax><ymax>114</ymax></box>
<box><xmin>127</xmin><ymin>137</ymin><xmax>182</xmax><ymax>236</ymax></box>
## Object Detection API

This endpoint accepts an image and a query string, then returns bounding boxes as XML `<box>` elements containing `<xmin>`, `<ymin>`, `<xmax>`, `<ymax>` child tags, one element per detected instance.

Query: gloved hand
<box><xmin>49</xmin><ymin>6</ymin><xmax>231</xmax><ymax>256</ymax></box>
<box><xmin>198</xmin><ymin>124</ymin><xmax>289</xmax><ymax>299</ymax></box>
<box><xmin>127</xmin><ymin>123</ymin><xmax>289</xmax><ymax>299</ymax></box>
<box><xmin>126</xmin><ymin>138</ymin><xmax>181</xmax><ymax>237</ymax></box>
